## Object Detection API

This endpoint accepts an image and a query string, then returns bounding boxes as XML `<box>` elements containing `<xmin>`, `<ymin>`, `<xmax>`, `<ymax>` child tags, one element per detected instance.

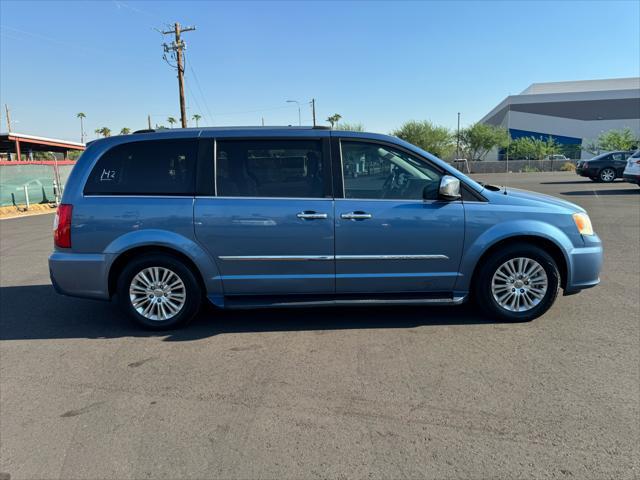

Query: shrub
<box><xmin>521</xmin><ymin>165</ymin><xmax>541</xmax><ymax>173</ymax></box>
<box><xmin>560</xmin><ymin>161</ymin><xmax>576</xmax><ymax>172</ymax></box>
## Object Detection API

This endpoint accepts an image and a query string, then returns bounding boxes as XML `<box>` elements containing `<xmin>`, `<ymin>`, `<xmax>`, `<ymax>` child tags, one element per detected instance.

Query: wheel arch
<box><xmin>103</xmin><ymin>229</ymin><xmax>223</xmax><ymax>300</ymax></box>
<box><xmin>107</xmin><ymin>245</ymin><xmax>207</xmax><ymax>298</ymax></box>
<box><xmin>469</xmin><ymin>235</ymin><xmax>568</xmax><ymax>292</ymax></box>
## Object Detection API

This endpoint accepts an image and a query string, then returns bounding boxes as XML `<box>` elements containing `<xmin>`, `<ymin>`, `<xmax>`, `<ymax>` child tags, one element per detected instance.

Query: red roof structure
<box><xmin>0</xmin><ymin>132</ymin><xmax>85</xmax><ymax>163</ymax></box>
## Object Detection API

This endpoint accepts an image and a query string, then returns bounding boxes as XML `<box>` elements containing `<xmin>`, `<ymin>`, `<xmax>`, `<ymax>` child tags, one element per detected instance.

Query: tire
<box><xmin>599</xmin><ymin>167</ymin><xmax>616</xmax><ymax>183</ymax></box>
<box><xmin>116</xmin><ymin>253</ymin><xmax>202</xmax><ymax>329</ymax></box>
<box><xmin>474</xmin><ymin>243</ymin><xmax>560</xmax><ymax>322</ymax></box>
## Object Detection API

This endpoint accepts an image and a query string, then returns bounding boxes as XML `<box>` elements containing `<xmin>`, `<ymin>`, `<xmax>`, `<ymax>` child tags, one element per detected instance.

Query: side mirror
<box><xmin>438</xmin><ymin>175</ymin><xmax>461</xmax><ymax>201</ymax></box>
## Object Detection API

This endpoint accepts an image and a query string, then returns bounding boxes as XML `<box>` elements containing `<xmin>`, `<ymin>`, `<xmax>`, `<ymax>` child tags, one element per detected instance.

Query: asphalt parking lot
<box><xmin>1</xmin><ymin>172</ymin><xmax>638</xmax><ymax>479</ymax></box>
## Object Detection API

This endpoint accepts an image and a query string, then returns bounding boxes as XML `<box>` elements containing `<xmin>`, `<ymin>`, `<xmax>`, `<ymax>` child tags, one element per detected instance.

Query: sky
<box><xmin>1</xmin><ymin>0</ymin><xmax>639</xmax><ymax>142</ymax></box>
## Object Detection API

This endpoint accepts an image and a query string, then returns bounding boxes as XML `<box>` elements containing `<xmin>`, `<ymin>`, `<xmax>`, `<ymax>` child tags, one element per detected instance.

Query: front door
<box><xmin>194</xmin><ymin>137</ymin><xmax>335</xmax><ymax>296</ymax></box>
<box><xmin>334</xmin><ymin>139</ymin><xmax>465</xmax><ymax>294</ymax></box>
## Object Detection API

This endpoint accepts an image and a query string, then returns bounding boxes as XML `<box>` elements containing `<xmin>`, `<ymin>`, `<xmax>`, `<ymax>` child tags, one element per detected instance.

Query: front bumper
<box><xmin>623</xmin><ymin>173</ymin><xmax>640</xmax><ymax>185</ymax></box>
<box><xmin>565</xmin><ymin>235</ymin><xmax>603</xmax><ymax>294</ymax></box>
<box><xmin>49</xmin><ymin>251</ymin><xmax>111</xmax><ymax>300</ymax></box>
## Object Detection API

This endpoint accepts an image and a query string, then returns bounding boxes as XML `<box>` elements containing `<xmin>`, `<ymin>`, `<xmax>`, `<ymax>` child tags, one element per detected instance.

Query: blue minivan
<box><xmin>49</xmin><ymin>127</ymin><xmax>603</xmax><ymax>329</ymax></box>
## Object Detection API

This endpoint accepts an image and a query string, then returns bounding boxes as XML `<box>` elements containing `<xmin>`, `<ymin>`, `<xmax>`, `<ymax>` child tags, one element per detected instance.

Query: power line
<box><xmin>183</xmin><ymin>75</ymin><xmax>207</xmax><ymax>127</ymax></box>
<box><xmin>184</xmin><ymin>53</ymin><xmax>215</xmax><ymax>126</ymax></box>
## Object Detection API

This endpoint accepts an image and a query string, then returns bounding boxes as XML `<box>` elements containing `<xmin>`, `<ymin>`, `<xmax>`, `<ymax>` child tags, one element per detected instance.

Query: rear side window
<box><xmin>216</xmin><ymin>140</ymin><xmax>327</xmax><ymax>198</ymax></box>
<box><xmin>84</xmin><ymin>140</ymin><xmax>197</xmax><ymax>195</ymax></box>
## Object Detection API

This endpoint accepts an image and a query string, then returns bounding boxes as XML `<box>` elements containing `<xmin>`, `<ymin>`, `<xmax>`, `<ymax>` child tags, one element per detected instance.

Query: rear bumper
<box><xmin>49</xmin><ymin>252</ymin><xmax>111</xmax><ymax>300</ymax></box>
<box><xmin>565</xmin><ymin>237</ymin><xmax>603</xmax><ymax>294</ymax></box>
<box><xmin>576</xmin><ymin>167</ymin><xmax>595</xmax><ymax>178</ymax></box>
<box><xmin>623</xmin><ymin>173</ymin><xmax>640</xmax><ymax>185</ymax></box>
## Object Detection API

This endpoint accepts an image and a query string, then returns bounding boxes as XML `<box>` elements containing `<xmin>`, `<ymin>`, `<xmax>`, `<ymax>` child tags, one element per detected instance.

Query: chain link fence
<box><xmin>450</xmin><ymin>159</ymin><xmax>575</xmax><ymax>174</ymax></box>
<box><xmin>0</xmin><ymin>163</ymin><xmax>75</xmax><ymax>207</ymax></box>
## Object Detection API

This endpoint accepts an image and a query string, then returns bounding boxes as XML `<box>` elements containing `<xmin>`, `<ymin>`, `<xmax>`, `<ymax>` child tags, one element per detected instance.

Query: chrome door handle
<box><xmin>341</xmin><ymin>211</ymin><xmax>372</xmax><ymax>220</ymax></box>
<box><xmin>297</xmin><ymin>211</ymin><xmax>328</xmax><ymax>220</ymax></box>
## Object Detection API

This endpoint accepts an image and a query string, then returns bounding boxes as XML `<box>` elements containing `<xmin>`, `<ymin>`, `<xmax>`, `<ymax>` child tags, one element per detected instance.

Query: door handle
<box><xmin>296</xmin><ymin>211</ymin><xmax>328</xmax><ymax>220</ymax></box>
<box><xmin>341</xmin><ymin>211</ymin><xmax>373</xmax><ymax>220</ymax></box>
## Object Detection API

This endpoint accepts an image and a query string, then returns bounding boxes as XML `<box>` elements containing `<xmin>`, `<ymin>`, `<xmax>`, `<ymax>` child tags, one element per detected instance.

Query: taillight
<box><xmin>54</xmin><ymin>204</ymin><xmax>73</xmax><ymax>248</ymax></box>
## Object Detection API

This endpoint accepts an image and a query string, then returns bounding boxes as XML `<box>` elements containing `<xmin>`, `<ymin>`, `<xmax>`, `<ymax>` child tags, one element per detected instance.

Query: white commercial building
<box><xmin>479</xmin><ymin>77</ymin><xmax>640</xmax><ymax>160</ymax></box>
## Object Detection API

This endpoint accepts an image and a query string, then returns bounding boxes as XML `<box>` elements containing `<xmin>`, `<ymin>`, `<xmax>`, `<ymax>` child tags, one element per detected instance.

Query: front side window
<box><xmin>341</xmin><ymin>141</ymin><xmax>442</xmax><ymax>200</ymax></box>
<box><xmin>216</xmin><ymin>140</ymin><xmax>326</xmax><ymax>198</ymax></box>
<box><xmin>84</xmin><ymin>140</ymin><xmax>197</xmax><ymax>195</ymax></box>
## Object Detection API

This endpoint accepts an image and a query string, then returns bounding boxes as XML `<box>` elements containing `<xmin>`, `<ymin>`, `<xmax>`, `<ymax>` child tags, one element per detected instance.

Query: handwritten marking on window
<box><xmin>100</xmin><ymin>169</ymin><xmax>117</xmax><ymax>181</ymax></box>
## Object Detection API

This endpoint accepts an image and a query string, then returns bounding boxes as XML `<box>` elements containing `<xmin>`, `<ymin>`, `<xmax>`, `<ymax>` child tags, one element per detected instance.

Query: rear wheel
<box><xmin>116</xmin><ymin>254</ymin><xmax>202</xmax><ymax>329</ymax></box>
<box><xmin>599</xmin><ymin>167</ymin><xmax>616</xmax><ymax>183</ymax></box>
<box><xmin>474</xmin><ymin>243</ymin><xmax>560</xmax><ymax>322</ymax></box>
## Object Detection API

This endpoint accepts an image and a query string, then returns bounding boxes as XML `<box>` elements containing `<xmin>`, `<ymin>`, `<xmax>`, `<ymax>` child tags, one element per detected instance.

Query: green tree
<box><xmin>167</xmin><ymin>116</ymin><xmax>177</xmax><ymax>128</ymax></box>
<box><xmin>76</xmin><ymin>112</ymin><xmax>86</xmax><ymax>143</ymax></box>
<box><xmin>326</xmin><ymin>113</ymin><xmax>342</xmax><ymax>128</ymax></box>
<box><xmin>192</xmin><ymin>114</ymin><xmax>202</xmax><ymax>127</ymax></box>
<box><xmin>119</xmin><ymin>127</ymin><xmax>131</xmax><ymax>135</ymax></box>
<box><xmin>459</xmin><ymin>123</ymin><xmax>509</xmax><ymax>160</ymax></box>
<box><xmin>101</xmin><ymin>127</ymin><xmax>111</xmax><ymax>137</ymax></box>
<box><xmin>507</xmin><ymin>137</ymin><xmax>537</xmax><ymax>160</ymax></box>
<box><xmin>540</xmin><ymin>136</ymin><xmax>560</xmax><ymax>158</ymax></box>
<box><xmin>392</xmin><ymin>120</ymin><xmax>455</xmax><ymax>159</ymax></box>
<box><xmin>507</xmin><ymin>136</ymin><xmax>559</xmax><ymax>160</ymax></box>
<box><xmin>335</xmin><ymin>122</ymin><xmax>364</xmax><ymax>132</ymax></box>
<box><xmin>586</xmin><ymin>128</ymin><xmax>639</xmax><ymax>153</ymax></box>
<box><xmin>68</xmin><ymin>150</ymin><xmax>83</xmax><ymax>161</ymax></box>
<box><xmin>94</xmin><ymin>127</ymin><xmax>111</xmax><ymax>138</ymax></box>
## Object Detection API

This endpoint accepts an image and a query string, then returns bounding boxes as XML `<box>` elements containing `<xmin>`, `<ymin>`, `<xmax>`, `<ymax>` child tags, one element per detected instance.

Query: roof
<box><xmin>480</xmin><ymin>77</ymin><xmax>640</xmax><ymax>126</ymax></box>
<box><xmin>0</xmin><ymin>132</ymin><xmax>85</xmax><ymax>149</ymax></box>
<box><xmin>521</xmin><ymin>77</ymin><xmax>640</xmax><ymax>95</ymax></box>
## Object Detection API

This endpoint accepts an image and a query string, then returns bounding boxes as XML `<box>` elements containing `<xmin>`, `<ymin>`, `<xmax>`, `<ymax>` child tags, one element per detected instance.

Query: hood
<box><xmin>489</xmin><ymin>187</ymin><xmax>585</xmax><ymax>213</ymax></box>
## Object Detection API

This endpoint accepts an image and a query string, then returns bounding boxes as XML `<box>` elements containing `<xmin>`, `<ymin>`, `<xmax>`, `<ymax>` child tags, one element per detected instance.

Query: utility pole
<box><xmin>311</xmin><ymin>98</ymin><xmax>316</xmax><ymax>127</ymax></box>
<box><xmin>147</xmin><ymin>114</ymin><xmax>152</xmax><ymax>130</ymax></box>
<box><xmin>5</xmin><ymin>104</ymin><xmax>12</xmax><ymax>132</ymax></box>
<box><xmin>161</xmin><ymin>22</ymin><xmax>196</xmax><ymax>128</ymax></box>
<box><xmin>456</xmin><ymin>112</ymin><xmax>461</xmax><ymax>159</ymax></box>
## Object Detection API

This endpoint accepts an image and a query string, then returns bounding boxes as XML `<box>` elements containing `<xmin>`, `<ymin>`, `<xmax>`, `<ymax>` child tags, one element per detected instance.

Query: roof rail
<box><xmin>133</xmin><ymin>129</ymin><xmax>155</xmax><ymax>134</ymax></box>
<box><xmin>312</xmin><ymin>126</ymin><xmax>331</xmax><ymax>130</ymax></box>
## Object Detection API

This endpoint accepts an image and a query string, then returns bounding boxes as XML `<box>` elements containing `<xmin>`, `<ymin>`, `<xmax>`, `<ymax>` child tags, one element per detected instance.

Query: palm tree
<box><xmin>326</xmin><ymin>113</ymin><xmax>342</xmax><ymax>129</ymax></box>
<box><xmin>192</xmin><ymin>114</ymin><xmax>202</xmax><ymax>127</ymax></box>
<box><xmin>167</xmin><ymin>116</ymin><xmax>177</xmax><ymax>128</ymax></box>
<box><xmin>120</xmin><ymin>127</ymin><xmax>131</xmax><ymax>135</ymax></box>
<box><xmin>95</xmin><ymin>127</ymin><xmax>111</xmax><ymax>138</ymax></box>
<box><xmin>76</xmin><ymin>112</ymin><xmax>86</xmax><ymax>143</ymax></box>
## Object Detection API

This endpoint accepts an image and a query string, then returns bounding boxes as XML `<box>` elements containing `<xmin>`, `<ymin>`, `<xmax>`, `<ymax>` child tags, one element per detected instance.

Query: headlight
<box><xmin>573</xmin><ymin>212</ymin><xmax>594</xmax><ymax>236</ymax></box>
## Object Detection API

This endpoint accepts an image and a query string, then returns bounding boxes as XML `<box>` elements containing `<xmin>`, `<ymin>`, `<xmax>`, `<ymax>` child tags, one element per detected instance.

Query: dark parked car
<box><xmin>576</xmin><ymin>151</ymin><xmax>634</xmax><ymax>182</ymax></box>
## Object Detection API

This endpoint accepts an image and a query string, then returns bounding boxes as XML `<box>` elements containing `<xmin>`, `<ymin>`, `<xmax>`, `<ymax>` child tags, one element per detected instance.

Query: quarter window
<box><xmin>341</xmin><ymin>141</ymin><xmax>442</xmax><ymax>200</ymax></box>
<box><xmin>216</xmin><ymin>140</ymin><xmax>327</xmax><ymax>198</ymax></box>
<box><xmin>84</xmin><ymin>140</ymin><xmax>197</xmax><ymax>195</ymax></box>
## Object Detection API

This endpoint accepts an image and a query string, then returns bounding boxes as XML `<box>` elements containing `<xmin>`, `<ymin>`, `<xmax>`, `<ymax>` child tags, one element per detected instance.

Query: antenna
<box><xmin>504</xmin><ymin>103</ymin><xmax>510</xmax><ymax>195</ymax></box>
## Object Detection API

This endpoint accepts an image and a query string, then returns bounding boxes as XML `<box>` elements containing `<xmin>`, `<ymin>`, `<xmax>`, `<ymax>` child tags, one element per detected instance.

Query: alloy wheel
<box><xmin>491</xmin><ymin>257</ymin><xmax>548</xmax><ymax>312</ymax></box>
<box><xmin>600</xmin><ymin>168</ymin><xmax>615</xmax><ymax>182</ymax></box>
<box><xmin>129</xmin><ymin>267</ymin><xmax>186</xmax><ymax>321</ymax></box>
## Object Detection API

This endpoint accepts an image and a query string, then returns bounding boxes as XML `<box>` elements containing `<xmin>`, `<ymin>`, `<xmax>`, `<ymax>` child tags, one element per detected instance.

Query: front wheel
<box><xmin>116</xmin><ymin>254</ymin><xmax>202</xmax><ymax>329</ymax></box>
<box><xmin>599</xmin><ymin>168</ymin><xmax>616</xmax><ymax>183</ymax></box>
<box><xmin>474</xmin><ymin>243</ymin><xmax>560</xmax><ymax>322</ymax></box>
